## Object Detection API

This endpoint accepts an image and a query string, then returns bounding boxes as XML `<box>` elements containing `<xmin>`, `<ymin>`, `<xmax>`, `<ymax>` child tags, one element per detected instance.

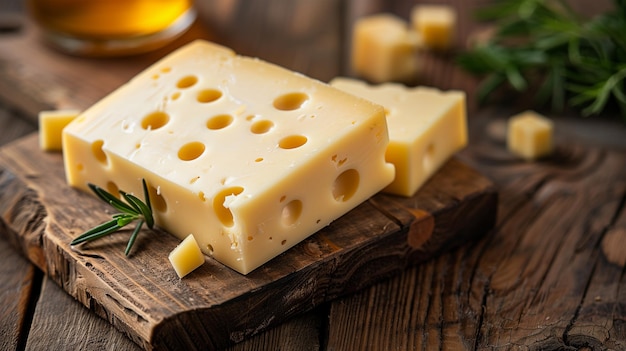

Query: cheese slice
<box><xmin>330</xmin><ymin>77</ymin><xmax>467</xmax><ymax>197</ymax></box>
<box><xmin>63</xmin><ymin>40</ymin><xmax>395</xmax><ymax>274</ymax></box>
<box><xmin>39</xmin><ymin>109</ymin><xmax>81</xmax><ymax>151</ymax></box>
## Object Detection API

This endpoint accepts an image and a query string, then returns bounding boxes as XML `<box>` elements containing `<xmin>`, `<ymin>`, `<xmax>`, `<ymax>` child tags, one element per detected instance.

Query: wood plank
<box><xmin>0</xmin><ymin>234</ymin><xmax>39</xmax><ymax>351</ymax></box>
<box><xmin>326</xmin><ymin>113</ymin><xmax>626</xmax><ymax>350</ymax></box>
<box><xmin>25</xmin><ymin>275</ymin><xmax>141</xmax><ymax>350</ymax></box>
<box><xmin>0</xmin><ymin>101</ymin><xmax>38</xmax><ymax>351</ymax></box>
<box><xmin>0</xmin><ymin>133</ymin><xmax>496</xmax><ymax>350</ymax></box>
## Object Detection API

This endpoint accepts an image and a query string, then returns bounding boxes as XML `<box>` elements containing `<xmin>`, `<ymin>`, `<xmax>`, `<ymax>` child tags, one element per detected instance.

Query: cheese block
<box><xmin>62</xmin><ymin>40</ymin><xmax>395</xmax><ymax>274</ymax></box>
<box><xmin>507</xmin><ymin>110</ymin><xmax>554</xmax><ymax>160</ymax></box>
<box><xmin>169</xmin><ymin>234</ymin><xmax>205</xmax><ymax>278</ymax></box>
<box><xmin>330</xmin><ymin>77</ymin><xmax>467</xmax><ymax>197</ymax></box>
<box><xmin>411</xmin><ymin>4</ymin><xmax>457</xmax><ymax>51</ymax></box>
<box><xmin>351</xmin><ymin>14</ymin><xmax>420</xmax><ymax>83</ymax></box>
<box><xmin>39</xmin><ymin>109</ymin><xmax>80</xmax><ymax>151</ymax></box>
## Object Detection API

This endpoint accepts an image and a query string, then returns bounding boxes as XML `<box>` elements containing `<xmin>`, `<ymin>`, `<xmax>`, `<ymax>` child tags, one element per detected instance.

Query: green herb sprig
<box><xmin>70</xmin><ymin>179</ymin><xmax>154</xmax><ymax>256</ymax></box>
<box><xmin>457</xmin><ymin>0</ymin><xmax>626</xmax><ymax>119</ymax></box>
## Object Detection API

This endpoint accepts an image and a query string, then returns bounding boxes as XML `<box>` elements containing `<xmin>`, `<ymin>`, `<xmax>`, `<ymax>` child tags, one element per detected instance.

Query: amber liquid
<box><xmin>28</xmin><ymin>0</ymin><xmax>195</xmax><ymax>56</ymax></box>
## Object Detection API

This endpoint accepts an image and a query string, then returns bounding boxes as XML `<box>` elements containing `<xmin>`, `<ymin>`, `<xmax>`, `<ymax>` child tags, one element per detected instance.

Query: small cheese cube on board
<box><xmin>411</xmin><ymin>4</ymin><xmax>457</xmax><ymax>51</ymax></box>
<box><xmin>507</xmin><ymin>110</ymin><xmax>554</xmax><ymax>160</ymax></box>
<box><xmin>39</xmin><ymin>110</ymin><xmax>80</xmax><ymax>151</ymax></box>
<box><xmin>63</xmin><ymin>40</ymin><xmax>395</xmax><ymax>274</ymax></box>
<box><xmin>169</xmin><ymin>234</ymin><xmax>205</xmax><ymax>278</ymax></box>
<box><xmin>330</xmin><ymin>77</ymin><xmax>467</xmax><ymax>197</ymax></box>
<box><xmin>351</xmin><ymin>14</ymin><xmax>420</xmax><ymax>83</ymax></box>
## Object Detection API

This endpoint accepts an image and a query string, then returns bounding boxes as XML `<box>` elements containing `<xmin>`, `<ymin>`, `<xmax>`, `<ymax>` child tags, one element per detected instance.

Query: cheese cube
<box><xmin>330</xmin><ymin>77</ymin><xmax>467</xmax><ymax>197</ymax></box>
<box><xmin>351</xmin><ymin>14</ymin><xmax>420</xmax><ymax>83</ymax></box>
<box><xmin>411</xmin><ymin>4</ymin><xmax>456</xmax><ymax>51</ymax></box>
<box><xmin>169</xmin><ymin>234</ymin><xmax>205</xmax><ymax>278</ymax></box>
<box><xmin>39</xmin><ymin>110</ymin><xmax>80</xmax><ymax>151</ymax></box>
<box><xmin>507</xmin><ymin>110</ymin><xmax>554</xmax><ymax>160</ymax></box>
<box><xmin>62</xmin><ymin>40</ymin><xmax>395</xmax><ymax>274</ymax></box>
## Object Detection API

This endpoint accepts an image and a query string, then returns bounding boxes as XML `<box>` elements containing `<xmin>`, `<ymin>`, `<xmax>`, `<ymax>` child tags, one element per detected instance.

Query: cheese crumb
<box><xmin>507</xmin><ymin>110</ymin><xmax>554</xmax><ymax>160</ymax></box>
<box><xmin>168</xmin><ymin>234</ymin><xmax>205</xmax><ymax>278</ymax></box>
<box><xmin>411</xmin><ymin>4</ymin><xmax>457</xmax><ymax>51</ymax></box>
<box><xmin>351</xmin><ymin>13</ymin><xmax>420</xmax><ymax>83</ymax></box>
<box><xmin>39</xmin><ymin>110</ymin><xmax>81</xmax><ymax>151</ymax></box>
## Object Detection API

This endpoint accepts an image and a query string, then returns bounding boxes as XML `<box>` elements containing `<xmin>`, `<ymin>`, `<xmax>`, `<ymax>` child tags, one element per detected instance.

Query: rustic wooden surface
<box><xmin>1</xmin><ymin>0</ymin><xmax>625</xmax><ymax>350</ymax></box>
<box><xmin>0</xmin><ymin>132</ymin><xmax>496</xmax><ymax>350</ymax></box>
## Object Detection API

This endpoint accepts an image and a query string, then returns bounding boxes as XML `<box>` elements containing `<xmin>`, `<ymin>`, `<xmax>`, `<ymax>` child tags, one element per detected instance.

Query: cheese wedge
<box><xmin>330</xmin><ymin>77</ymin><xmax>467</xmax><ymax>197</ymax></box>
<box><xmin>63</xmin><ymin>40</ymin><xmax>395</xmax><ymax>274</ymax></box>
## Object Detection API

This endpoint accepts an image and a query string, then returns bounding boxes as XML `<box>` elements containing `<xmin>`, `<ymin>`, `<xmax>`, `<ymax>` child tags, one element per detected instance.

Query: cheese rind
<box><xmin>62</xmin><ymin>40</ymin><xmax>395</xmax><ymax>274</ymax></box>
<box><xmin>411</xmin><ymin>4</ymin><xmax>456</xmax><ymax>51</ymax></box>
<box><xmin>351</xmin><ymin>14</ymin><xmax>420</xmax><ymax>83</ymax></box>
<box><xmin>330</xmin><ymin>77</ymin><xmax>467</xmax><ymax>197</ymax></box>
<box><xmin>169</xmin><ymin>234</ymin><xmax>205</xmax><ymax>278</ymax></box>
<box><xmin>507</xmin><ymin>110</ymin><xmax>554</xmax><ymax>160</ymax></box>
<box><xmin>39</xmin><ymin>110</ymin><xmax>81</xmax><ymax>151</ymax></box>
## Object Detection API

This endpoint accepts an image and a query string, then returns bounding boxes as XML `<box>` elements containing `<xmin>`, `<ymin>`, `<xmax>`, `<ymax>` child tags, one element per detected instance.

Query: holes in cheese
<box><xmin>213</xmin><ymin>186</ymin><xmax>244</xmax><ymax>227</ymax></box>
<box><xmin>197</xmin><ymin>89</ymin><xmax>222</xmax><ymax>103</ymax></box>
<box><xmin>148</xmin><ymin>185</ymin><xmax>167</xmax><ymax>212</ymax></box>
<box><xmin>176</xmin><ymin>75</ymin><xmax>198</xmax><ymax>89</ymax></box>
<box><xmin>91</xmin><ymin>140</ymin><xmax>107</xmax><ymax>164</ymax></box>
<box><xmin>278</xmin><ymin>135</ymin><xmax>307</xmax><ymax>149</ymax></box>
<box><xmin>281</xmin><ymin>199</ymin><xmax>303</xmax><ymax>226</ymax></box>
<box><xmin>332</xmin><ymin>169</ymin><xmax>360</xmax><ymax>202</ymax></box>
<box><xmin>273</xmin><ymin>92</ymin><xmax>308</xmax><ymax>111</ymax></box>
<box><xmin>206</xmin><ymin>114</ymin><xmax>233</xmax><ymax>130</ymax></box>
<box><xmin>250</xmin><ymin>120</ymin><xmax>274</xmax><ymax>134</ymax></box>
<box><xmin>178</xmin><ymin>141</ymin><xmax>205</xmax><ymax>161</ymax></box>
<box><xmin>62</xmin><ymin>40</ymin><xmax>394</xmax><ymax>274</ymax></box>
<box><xmin>106</xmin><ymin>181</ymin><xmax>119</xmax><ymax>198</ymax></box>
<box><xmin>141</xmin><ymin>111</ymin><xmax>169</xmax><ymax>130</ymax></box>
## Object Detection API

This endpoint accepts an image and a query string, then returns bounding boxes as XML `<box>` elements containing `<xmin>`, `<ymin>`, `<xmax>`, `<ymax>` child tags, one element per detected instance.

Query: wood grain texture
<box><xmin>324</xmin><ymin>113</ymin><xmax>626</xmax><ymax>350</ymax></box>
<box><xmin>25</xmin><ymin>276</ymin><xmax>139</xmax><ymax>351</ymax></box>
<box><xmin>0</xmin><ymin>133</ymin><xmax>496</xmax><ymax>350</ymax></box>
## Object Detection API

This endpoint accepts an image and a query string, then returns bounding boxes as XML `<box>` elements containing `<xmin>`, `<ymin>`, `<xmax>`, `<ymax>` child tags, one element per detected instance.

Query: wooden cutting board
<box><xmin>0</xmin><ymin>133</ymin><xmax>497</xmax><ymax>350</ymax></box>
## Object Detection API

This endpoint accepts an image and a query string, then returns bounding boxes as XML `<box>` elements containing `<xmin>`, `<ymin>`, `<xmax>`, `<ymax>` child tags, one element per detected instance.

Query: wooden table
<box><xmin>1</xmin><ymin>0</ymin><xmax>625</xmax><ymax>350</ymax></box>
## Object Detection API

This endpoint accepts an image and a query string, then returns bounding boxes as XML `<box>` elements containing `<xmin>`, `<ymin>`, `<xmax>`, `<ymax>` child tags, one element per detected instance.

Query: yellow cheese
<box><xmin>39</xmin><ymin>109</ymin><xmax>81</xmax><ymax>151</ymax></box>
<box><xmin>411</xmin><ymin>4</ymin><xmax>456</xmax><ymax>51</ymax></box>
<box><xmin>330</xmin><ymin>77</ymin><xmax>467</xmax><ymax>197</ymax></box>
<box><xmin>168</xmin><ymin>234</ymin><xmax>205</xmax><ymax>278</ymax></box>
<box><xmin>507</xmin><ymin>110</ymin><xmax>554</xmax><ymax>160</ymax></box>
<box><xmin>351</xmin><ymin>14</ymin><xmax>420</xmax><ymax>83</ymax></box>
<box><xmin>63</xmin><ymin>40</ymin><xmax>395</xmax><ymax>274</ymax></box>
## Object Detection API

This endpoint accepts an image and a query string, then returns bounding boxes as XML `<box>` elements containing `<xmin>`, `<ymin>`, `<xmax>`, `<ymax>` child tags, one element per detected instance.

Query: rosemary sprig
<box><xmin>457</xmin><ymin>0</ymin><xmax>626</xmax><ymax>119</ymax></box>
<box><xmin>70</xmin><ymin>179</ymin><xmax>154</xmax><ymax>256</ymax></box>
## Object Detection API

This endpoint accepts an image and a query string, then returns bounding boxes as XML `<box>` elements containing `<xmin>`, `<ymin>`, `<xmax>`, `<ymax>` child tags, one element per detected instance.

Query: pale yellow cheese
<box><xmin>507</xmin><ymin>110</ymin><xmax>554</xmax><ymax>160</ymax></box>
<box><xmin>411</xmin><ymin>4</ymin><xmax>456</xmax><ymax>51</ymax></box>
<box><xmin>169</xmin><ymin>234</ymin><xmax>205</xmax><ymax>278</ymax></box>
<box><xmin>39</xmin><ymin>110</ymin><xmax>81</xmax><ymax>151</ymax></box>
<box><xmin>62</xmin><ymin>40</ymin><xmax>395</xmax><ymax>274</ymax></box>
<box><xmin>330</xmin><ymin>77</ymin><xmax>467</xmax><ymax>197</ymax></box>
<box><xmin>351</xmin><ymin>14</ymin><xmax>420</xmax><ymax>83</ymax></box>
